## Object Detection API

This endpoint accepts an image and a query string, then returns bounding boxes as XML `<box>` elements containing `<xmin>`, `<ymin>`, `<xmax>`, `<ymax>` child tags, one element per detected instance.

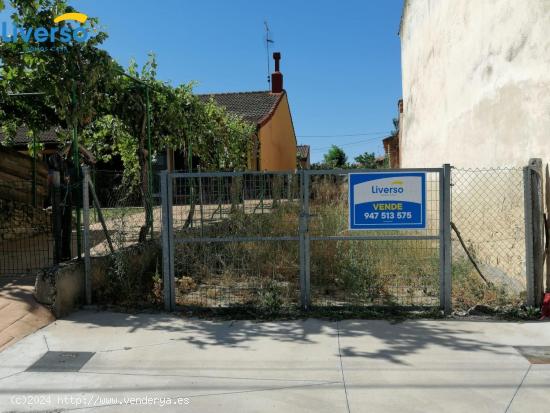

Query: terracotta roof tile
<box><xmin>297</xmin><ymin>145</ymin><xmax>310</xmax><ymax>159</ymax></box>
<box><xmin>198</xmin><ymin>91</ymin><xmax>282</xmax><ymax>125</ymax></box>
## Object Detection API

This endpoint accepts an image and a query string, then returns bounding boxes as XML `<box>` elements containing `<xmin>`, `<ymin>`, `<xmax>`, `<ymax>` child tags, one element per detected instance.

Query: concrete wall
<box><xmin>400</xmin><ymin>0</ymin><xmax>550</xmax><ymax>168</ymax></box>
<box><xmin>258</xmin><ymin>93</ymin><xmax>298</xmax><ymax>171</ymax></box>
<box><xmin>35</xmin><ymin>241</ymin><xmax>160</xmax><ymax>317</ymax></box>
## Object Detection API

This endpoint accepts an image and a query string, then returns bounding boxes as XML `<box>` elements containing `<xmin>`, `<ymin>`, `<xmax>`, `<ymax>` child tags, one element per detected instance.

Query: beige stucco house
<box><xmin>398</xmin><ymin>0</ymin><xmax>550</xmax><ymax>168</ymax></box>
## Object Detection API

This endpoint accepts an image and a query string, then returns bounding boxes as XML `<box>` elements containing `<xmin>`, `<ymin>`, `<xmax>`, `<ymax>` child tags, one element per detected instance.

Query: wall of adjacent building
<box><xmin>399</xmin><ymin>0</ymin><xmax>550</xmax><ymax>168</ymax></box>
<box><xmin>258</xmin><ymin>93</ymin><xmax>297</xmax><ymax>171</ymax></box>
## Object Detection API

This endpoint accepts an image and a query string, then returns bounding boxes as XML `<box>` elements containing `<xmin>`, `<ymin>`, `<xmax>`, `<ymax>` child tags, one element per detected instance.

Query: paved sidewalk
<box><xmin>0</xmin><ymin>277</ymin><xmax>54</xmax><ymax>352</ymax></box>
<box><xmin>0</xmin><ymin>311</ymin><xmax>549</xmax><ymax>412</ymax></box>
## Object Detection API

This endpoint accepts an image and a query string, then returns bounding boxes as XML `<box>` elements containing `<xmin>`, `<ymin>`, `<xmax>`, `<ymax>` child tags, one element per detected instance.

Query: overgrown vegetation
<box><xmin>166</xmin><ymin>177</ymin><xmax>525</xmax><ymax>315</ymax></box>
<box><xmin>83</xmin><ymin>171</ymin><xmax>525</xmax><ymax>317</ymax></box>
<box><xmin>451</xmin><ymin>257</ymin><xmax>523</xmax><ymax>310</ymax></box>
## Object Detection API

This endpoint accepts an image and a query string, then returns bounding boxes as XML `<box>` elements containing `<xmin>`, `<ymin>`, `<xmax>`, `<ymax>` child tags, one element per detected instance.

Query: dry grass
<box><xmin>169</xmin><ymin>176</ymin><xmax>522</xmax><ymax>311</ymax></box>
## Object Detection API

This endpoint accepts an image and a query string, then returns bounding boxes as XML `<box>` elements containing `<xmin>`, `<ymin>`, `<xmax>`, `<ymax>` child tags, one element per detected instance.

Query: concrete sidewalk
<box><xmin>0</xmin><ymin>311</ymin><xmax>549</xmax><ymax>412</ymax></box>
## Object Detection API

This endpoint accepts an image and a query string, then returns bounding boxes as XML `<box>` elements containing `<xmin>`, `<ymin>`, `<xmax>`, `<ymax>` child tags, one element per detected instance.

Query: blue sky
<box><xmin>3</xmin><ymin>0</ymin><xmax>404</xmax><ymax>163</ymax></box>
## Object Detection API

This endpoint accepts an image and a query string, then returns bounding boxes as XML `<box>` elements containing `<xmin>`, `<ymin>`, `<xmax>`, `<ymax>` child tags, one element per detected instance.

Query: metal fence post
<box><xmin>168</xmin><ymin>172</ymin><xmax>176</xmax><ymax>311</ymax></box>
<box><xmin>439</xmin><ymin>168</ymin><xmax>445</xmax><ymax>311</ymax></box>
<box><xmin>160</xmin><ymin>170</ymin><xmax>174</xmax><ymax>311</ymax></box>
<box><xmin>545</xmin><ymin>165</ymin><xmax>550</xmax><ymax>294</ymax></box>
<box><xmin>524</xmin><ymin>166</ymin><xmax>535</xmax><ymax>307</ymax></box>
<box><xmin>529</xmin><ymin>159</ymin><xmax>545</xmax><ymax>307</ymax></box>
<box><xmin>51</xmin><ymin>171</ymin><xmax>62</xmax><ymax>265</ymax></box>
<box><xmin>443</xmin><ymin>164</ymin><xmax>452</xmax><ymax>314</ymax></box>
<box><xmin>82</xmin><ymin>166</ymin><xmax>92</xmax><ymax>305</ymax></box>
<box><xmin>299</xmin><ymin>170</ymin><xmax>311</xmax><ymax>309</ymax></box>
<box><xmin>304</xmin><ymin>171</ymin><xmax>311</xmax><ymax>309</ymax></box>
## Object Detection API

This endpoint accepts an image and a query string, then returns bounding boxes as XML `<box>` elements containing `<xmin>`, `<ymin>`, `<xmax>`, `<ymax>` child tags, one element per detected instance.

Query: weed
<box><xmin>257</xmin><ymin>279</ymin><xmax>285</xmax><ymax>316</ymax></box>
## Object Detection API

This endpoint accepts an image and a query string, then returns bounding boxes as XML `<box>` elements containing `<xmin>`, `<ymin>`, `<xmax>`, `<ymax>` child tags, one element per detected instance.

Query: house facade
<box><xmin>191</xmin><ymin>53</ymin><xmax>297</xmax><ymax>172</ymax></box>
<box><xmin>399</xmin><ymin>0</ymin><xmax>550</xmax><ymax>167</ymax></box>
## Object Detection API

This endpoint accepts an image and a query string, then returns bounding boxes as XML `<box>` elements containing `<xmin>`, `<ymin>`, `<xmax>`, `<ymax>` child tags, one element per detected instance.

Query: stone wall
<box><xmin>0</xmin><ymin>198</ymin><xmax>51</xmax><ymax>239</ymax></box>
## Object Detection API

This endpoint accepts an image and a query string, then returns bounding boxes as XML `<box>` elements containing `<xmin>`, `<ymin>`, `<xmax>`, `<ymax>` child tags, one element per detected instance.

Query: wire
<box><xmin>297</xmin><ymin>131</ymin><xmax>392</xmax><ymax>138</ymax></box>
<box><xmin>310</xmin><ymin>135</ymin><xmax>388</xmax><ymax>152</ymax></box>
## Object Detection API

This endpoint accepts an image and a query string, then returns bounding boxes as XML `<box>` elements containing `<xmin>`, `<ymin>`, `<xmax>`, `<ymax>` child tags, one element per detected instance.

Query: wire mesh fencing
<box><xmin>0</xmin><ymin>179</ymin><xmax>54</xmax><ymax>276</ymax></box>
<box><xmin>0</xmin><ymin>177</ymin><xmax>82</xmax><ymax>276</ymax></box>
<box><xmin>169</xmin><ymin>172</ymin><xmax>302</xmax><ymax>310</ymax></box>
<box><xmin>1</xmin><ymin>167</ymin><xmax>158</xmax><ymax>281</ymax></box>
<box><xmin>86</xmin><ymin>170</ymin><xmax>159</xmax><ymax>257</ymax></box>
<box><xmin>450</xmin><ymin>166</ymin><xmax>526</xmax><ymax>309</ymax></box>
<box><xmin>163</xmin><ymin>169</ymin><xmax>446</xmax><ymax>311</ymax></box>
<box><xmin>307</xmin><ymin>171</ymin><xmax>442</xmax><ymax>308</ymax></box>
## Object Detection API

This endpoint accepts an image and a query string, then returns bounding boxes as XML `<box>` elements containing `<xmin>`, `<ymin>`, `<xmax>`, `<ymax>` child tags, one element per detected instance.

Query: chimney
<box><xmin>271</xmin><ymin>52</ymin><xmax>283</xmax><ymax>93</ymax></box>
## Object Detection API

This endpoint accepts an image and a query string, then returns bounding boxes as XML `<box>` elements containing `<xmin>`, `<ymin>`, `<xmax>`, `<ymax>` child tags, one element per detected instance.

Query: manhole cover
<box><xmin>27</xmin><ymin>351</ymin><xmax>95</xmax><ymax>372</ymax></box>
<box><xmin>514</xmin><ymin>346</ymin><xmax>550</xmax><ymax>364</ymax></box>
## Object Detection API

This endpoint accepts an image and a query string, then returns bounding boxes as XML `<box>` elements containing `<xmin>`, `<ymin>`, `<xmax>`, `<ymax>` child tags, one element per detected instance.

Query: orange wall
<box><xmin>257</xmin><ymin>94</ymin><xmax>297</xmax><ymax>171</ymax></box>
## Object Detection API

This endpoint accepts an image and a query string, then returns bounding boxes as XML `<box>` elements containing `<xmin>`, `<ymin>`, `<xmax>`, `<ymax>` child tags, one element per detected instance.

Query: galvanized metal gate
<box><xmin>160</xmin><ymin>166</ymin><xmax>452</xmax><ymax>313</ymax></box>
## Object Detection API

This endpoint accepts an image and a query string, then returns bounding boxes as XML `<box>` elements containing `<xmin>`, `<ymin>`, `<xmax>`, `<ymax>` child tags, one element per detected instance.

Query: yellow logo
<box><xmin>390</xmin><ymin>180</ymin><xmax>403</xmax><ymax>185</ymax></box>
<box><xmin>53</xmin><ymin>12</ymin><xmax>88</xmax><ymax>24</ymax></box>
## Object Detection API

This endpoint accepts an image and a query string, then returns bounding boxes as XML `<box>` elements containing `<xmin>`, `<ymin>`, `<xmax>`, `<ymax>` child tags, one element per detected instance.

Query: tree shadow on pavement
<box><xmin>64</xmin><ymin>311</ymin><xmax>514</xmax><ymax>363</ymax></box>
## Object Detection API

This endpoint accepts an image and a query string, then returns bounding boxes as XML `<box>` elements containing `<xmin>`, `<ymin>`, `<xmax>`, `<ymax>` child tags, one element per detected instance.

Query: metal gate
<box><xmin>160</xmin><ymin>166</ymin><xmax>452</xmax><ymax>313</ymax></box>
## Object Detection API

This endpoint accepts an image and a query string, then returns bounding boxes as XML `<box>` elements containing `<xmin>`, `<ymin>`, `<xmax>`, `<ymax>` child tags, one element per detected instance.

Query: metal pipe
<box><xmin>72</xmin><ymin>80</ymin><xmax>82</xmax><ymax>258</ymax></box>
<box><xmin>82</xmin><ymin>166</ymin><xmax>92</xmax><ymax>305</ymax></box>
<box><xmin>145</xmin><ymin>85</ymin><xmax>153</xmax><ymax>237</ymax></box>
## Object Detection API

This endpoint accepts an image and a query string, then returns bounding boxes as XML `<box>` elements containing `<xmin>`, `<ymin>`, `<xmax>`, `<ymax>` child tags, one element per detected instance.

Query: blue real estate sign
<box><xmin>349</xmin><ymin>172</ymin><xmax>427</xmax><ymax>230</ymax></box>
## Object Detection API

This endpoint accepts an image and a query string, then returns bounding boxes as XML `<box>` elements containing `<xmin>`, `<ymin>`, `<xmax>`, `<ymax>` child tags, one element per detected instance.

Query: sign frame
<box><xmin>348</xmin><ymin>171</ymin><xmax>427</xmax><ymax>230</ymax></box>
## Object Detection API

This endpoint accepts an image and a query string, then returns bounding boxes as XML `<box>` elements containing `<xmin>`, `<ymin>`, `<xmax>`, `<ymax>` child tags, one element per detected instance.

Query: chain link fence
<box><xmin>87</xmin><ymin>170</ymin><xmax>155</xmax><ymax>256</ymax></box>
<box><xmin>0</xmin><ymin>178</ymin><xmax>82</xmax><ymax>277</ymax></box>
<box><xmin>308</xmin><ymin>171</ymin><xmax>442</xmax><ymax>308</ymax></box>
<box><xmin>0</xmin><ymin>179</ymin><xmax>54</xmax><ymax>276</ymax></box>
<box><xmin>2</xmin><ymin>163</ymin><xmax>535</xmax><ymax>314</ymax></box>
<box><xmin>0</xmin><ymin>169</ymin><xmax>157</xmax><ymax>279</ymax></box>
<box><xmin>450</xmin><ymin>167</ymin><xmax>526</xmax><ymax>309</ymax></box>
<box><xmin>162</xmin><ymin>169</ymin><xmax>446</xmax><ymax>311</ymax></box>
<box><xmin>169</xmin><ymin>173</ymin><xmax>301</xmax><ymax>310</ymax></box>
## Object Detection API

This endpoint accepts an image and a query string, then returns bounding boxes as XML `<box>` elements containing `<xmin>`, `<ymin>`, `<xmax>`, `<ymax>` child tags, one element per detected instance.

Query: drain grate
<box><xmin>514</xmin><ymin>346</ymin><xmax>550</xmax><ymax>364</ymax></box>
<box><xmin>27</xmin><ymin>351</ymin><xmax>95</xmax><ymax>372</ymax></box>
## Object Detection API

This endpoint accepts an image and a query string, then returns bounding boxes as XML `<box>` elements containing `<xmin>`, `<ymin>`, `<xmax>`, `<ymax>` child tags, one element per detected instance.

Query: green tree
<box><xmin>354</xmin><ymin>151</ymin><xmax>377</xmax><ymax>169</ymax></box>
<box><xmin>1</xmin><ymin>1</ymin><xmax>255</xmax><ymax>177</ymax></box>
<box><xmin>323</xmin><ymin>145</ymin><xmax>347</xmax><ymax>168</ymax></box>
<box><xmin>1</xmin><ymin>0</ymin><xmax>256</xmax><ymax>238</ymax></box>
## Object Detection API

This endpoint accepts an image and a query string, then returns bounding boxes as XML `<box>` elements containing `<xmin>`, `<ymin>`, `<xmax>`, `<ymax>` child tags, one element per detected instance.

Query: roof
<box><xmin>1</xmin><ymin>91</ymin><xmax>287</xmax><ymax>145</ymax></box>
<box><xmin>297</xmin><ymin>145</ymin><xmax>310</xmax><ymax>159</ymax></box>
<box><xmin>0</xmin><ymin>126</ymin><xmax>60</xmax><ymax>147</ymax></box>
<box><xmin>198</xmin><ymin>91</ymin><xmax>283</xmax><ymax>125</ymax></box>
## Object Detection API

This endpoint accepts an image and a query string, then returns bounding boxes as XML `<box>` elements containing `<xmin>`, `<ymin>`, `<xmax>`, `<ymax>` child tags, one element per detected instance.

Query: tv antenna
<box><xmin>264</xmin><ymin>20</ymin><xmax>274</xmax><ymax>87</ymax></box>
